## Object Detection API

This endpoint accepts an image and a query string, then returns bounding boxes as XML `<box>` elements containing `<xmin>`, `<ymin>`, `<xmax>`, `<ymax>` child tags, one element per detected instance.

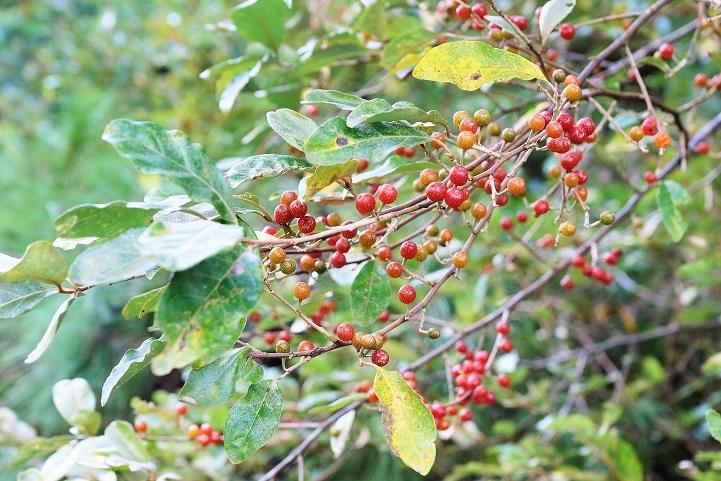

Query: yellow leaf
<box><xmin>413</xmin><ymin>41</ymin><xmax>550</xmax><ymax>91</ymax></box>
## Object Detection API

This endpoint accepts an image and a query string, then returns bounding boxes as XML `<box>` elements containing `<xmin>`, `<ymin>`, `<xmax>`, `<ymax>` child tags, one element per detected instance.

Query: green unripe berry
<box><xmin>489</xmin><ymin>29</ymin><xmax>503</xmax><ymax>43</ymax></box>
<box><xmin>413</xmin><ymin>179</ymin><xmax>425</xmax><ymax>192</ymax></box>
<box><xmin>488</xmin><ymin>122</ymin><xmax>502</xmax><ymax>137</ymax></box>
<box><xmin>501</xmin><ymin>128</ymin><xmax>517</xmax><ymax>142</ymax></box>
<box><xmin>438</xmin><ymin>170</ymin><xmax>448</xmax><ymax>181</ymax></box>
<box><xmin>276</xmin><ymin>340</ymin><xmax>290</xmax><ymax>353</ymax></box>
<box><xmin>458</xmin><ymin>198</ymin><xmax>472</xmax><ymax>211</ymax></box>
<box><xmin>314</xmin><ymin>260</ymin><xmax>327</xmax><ymax>274</ymax></box>
<box><xmin>427</xmin><ymin>328</ymin><xmax>441</xmax><ymax>339</ymax></box>
<box><xmin>280</xmin><ymin>260</ymin><xmax>297</xmax><ymax>275</ymax></box>
<box><xmin>473</xmin><ymin>109</ymin><xmax>491</xmax><ymax>127</ymax></box>
<box><xmin>600</xmin><ymin>210</ymin><xmax>616</xmax><ymax>225</ymax></box>
<box><xmin>552</xmin><ymin>69</ymin><xmax>567</xmax><ymax>83</ymax></box>
<box><xmin>426</xmin><ymin>224</ymin><xmax>440</xmax><ymax>237</ymax></box>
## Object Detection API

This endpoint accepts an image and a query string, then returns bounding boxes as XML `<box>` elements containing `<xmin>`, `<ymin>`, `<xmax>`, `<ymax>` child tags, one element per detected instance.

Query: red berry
<box><xmin>547</xmin><ymin>137</ymin><xmax>571</xmax><ymax>153</ymax></box>
<box><xmin>398</xmin><ymin>285</ymin><xmax>417</xmax><ymax>304</ymax></box>
<box><xmin>372</xmin><ymin>349</ymin><xmax>390</xmax><ymax>366</ymax></box>
<box><xmin>264</xmin><ymin>332</ymin><xmax>277</xmax><ymax>344</ymax></box>
<box><xmin>533</xmin><ymin>200</ymin><xmax>550</xmax><ymax>216</ymax></box>
<box><xmin>355</xmin><ymin>193</ymin><xmax>376</xmax><ymax>215</ymax></box>
<box><xmin>210</xmin><ymin>431</ymin><xmax>223</xmax><ymax>444</ymax></box>
<box><xmin>134</xmin><ymin>419</ymin><xmax>147</xmax><ymax>433</ymax></box>
<box><xmin>336</xmin><ymin>323</ymin><xmax>355</xmax><ymax>342</ymax></box>
<box><xmin>577</xmin><ymin>117</ymin><xmax>595</xmax><ymax>136</ymax></box>
<box><xmin>377</xmin><ymin>184</ymin><xmax>398</xmax><ymax>204</ymax></box>
<box><xmin>330</xmin><ymin>251</ymin><xmax>347</xmax><ymax>268</ymax></box>
<box><xmin>497</xmin><ymin>374</ymin><xmax>511</xmax><ymax>388</ymax></box>
<box><xmin>378</xmin><ymin>310</ymin><xmax>390</xmax><ymax>322</ymax></box>
<box><xmin>500</xmin><ymin>217</ymin><xmax>513</xmax><ymax>230</ymax></box>
<box><xmin>496</xmin><ymin>193</ymin><xmax>509</xmax><ymax>207</ymax></box>
<box><xmin>560</xmin><ymin>274</ymin><xmax>574</xmax><ymax>290</ymax></box>
<box><xmin>426</xmin><ymin>182</ymin><xmax>447</xmax><ymax>202</ymax></box>
<box><xmin>200</xmin><ymin>423</ymin><xmax>213</xmax><ymax>436</ymax></box>
<box><xmin>306</xmin><ymin>106</ymin><xmax>320</xmax><ymax>117</ymax></box>
<box><xmin>658</xmin><ymin>42</ymin><xmax>674</xmax><ymax>60</ymax></box>
<box><xmin>335</xmin><ymin>238</ymin><xmax>351</xmax><ymax>253</ymax></box>
<box><xmin>367</xmin><ymin>389</ymin><xmax>379</xmax><ymax>403</ymax></box>
<box><xmin>400</xmin><ymin>241</ymin><xmax>419</xmax><ymax>259</ymax></box>
<box><xmin>697</xmin><ymin>141</ymin><xmax>710</xmax><ymax>154</ymax></box>
<box><xmin>262</xmin><ymin>225</ymin><xmax>277</xmax><ymax>236</ymax></box>
<box><xmin>279</xmin><ymin>330</ymin><xmax>291</xmax><ymax>342</ymax></box>
<box><xmin>459</xmin><ymin>408</ymin><xmax>473</xmax><ymax>422</ymax></box>
<box><xmin>456</xmin><ymin>4</ymin><xmax>471</xmax><ymax>19</ymax></box>
<box><xmin>289</xmin><ymin>200</ymin><xmax>307</xmax><ymax>218</ymax></box>
<box><xmin>378</xmin><ymin>247</ymin><xmax>392</xmax><ymax>261</ymax></box>
<box><xmin>298</xmin><ymin>340</ymin><xmax>315</xmax><ymax>352</ymax></box>
<box><xmin>455</xmin><ymin>341</ymin><xmax>469</xmax><ymax>353</ymax></box>
<box><xmin>644</xmin><ymin>171</ymin><xmax>657</xmax><ymax>184</ymax></box>
<box><xmin>499</xmin><ymin>339</ymin><xmax>514</xmax><ymax>353</ymax></box>
<box><xmin>197</xmin><ymin>433</ymin><xmax>211</xmax><ymax>447</ymax></box>
<box><xmin>560</xmin><ymin>151</ymin><xmax>581</xmax><ymax>171</ymax></box>
<box><xmin>280</xmin><ymin>191</ymin><xmax>298</xmax><ymax>206</ymax></box>
<box><xmin>576</xmin><ymin>170</ymin><xmax>589</xmax><ymax>185</ymax></box>
<box><xmin>449</xmin><ymin>165</ymin><xmax>470</xmax><ymax>185</ymax></box>
<box><xmin>340</xmin><ymin>220</ymin><xmax>358</xmax><ymax>239</ymax></box>
<box><xmin>695</xmin><ymin>73</ymin><xmax>709</xmax><ymax>88</ymax></box>
<box><xmin>557</xmin><ymin>113</ymin><xmax>574</xmax><ymax>131</ymax></box>
<box><xmin>642</xmin><ymin>118</ymin><xmax>658</xmax><ymax>136</ymax></box>
<box><xmin>444</xmin><ymin>187</ymin><xmax>466</xmax><ymax>209</ymax></box>
<box><xmin>386</xmin><ymin>261</ymin><xmax>403</xmax><ymax>278</ymax></box>
<box><xmin>559</xmin><ymin>23</ymin><xmax>575</xmax><ymax>40</ymax></box>
<box><xmin>297</xmin><ymin>215</ymin><xmax>316</xmax><ymax>234</ymax></box>
<box><xmin>604</xmin><ymin>252</ymin><xmax>619</xmax><ymax>266</ymax></box>
<box><xmin>516</xmin><ymin>211</ymin><xmax>528</xmax><ymax>223</ymax></box>
<box><xmin>274</xmin><ymin>204</ymin><xmax>293</xmax><ymax>225</ymax></box>
<box><xmin>471</xmin><ymin>3</ymin><xmax>487</xmax><ymax>17</ymax></box>
<box><xmin>459</xmin><ymin>117</ymin><xmax>479</xmax><ymax>133</ymax></box>
<box><xmin>572</xmin><ymin>255</ymin><xmax>585</xmax><ymax>268</ymax></box>
<box><xmin>175</xmin><ymin>402</ymin><xmax>187</xmax><ymax>416</ymax></box>
<box><xmin>512</xmin><ymin>15</ymin><xmax>528</xmax><ymax>31</ymax></box>
<box><xmin>496</xmin><ymin>321</ymin><xmax>510</xmax><ymax>336</ymax></box>
<box><xmin>568</xmin><ymin>125</ymin><xmax>587</xmax><ymax>145</ymax></box>
<box><xmin>546</xmin><ymin>121</ymin><xmax>563</xmax><ymax>138</ymax></box>
<box><xmin>484</xmin><ymin>177</ymin><xmax>501</xmax><ymax>195</ymax></box>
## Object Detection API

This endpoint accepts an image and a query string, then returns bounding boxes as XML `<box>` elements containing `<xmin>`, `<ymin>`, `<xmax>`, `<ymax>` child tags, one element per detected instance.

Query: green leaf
<box><xmin>664</xmin><ymin>180</ymin><xmax>692</xmax><ymax>205</ymax></box>
<box><xmin>0</xmin><ymin>241</ymin><xmax>68</xmax><ymax>286</ymax></box>
<box><xmin>25</xmin><ymin>294</ymin><xmax>78</xmax><ymax>364</ymax></box>
<box><xmin>0</xmin><ymin>281</ymin><xmax>57</xmax><ymax>319</ymax></box>
<box><xmin>52</xmin><ymin>378</ymin><xmax>101</xmax><ymax>434</ymax></box>
<box><xmin>10</xmin><ymin>436</ymin><xmax>75</xmax><ymax>470</ymax></box>
<box><xmin>137</xmin><ymin>220</ymin><xmax>246</xmax><ymax>272</ymax></box>
<box><xmin>54</xmin><ymin>201</ymin><xmax>158</xmax><ymax>240</ymax></box>
<box><xmin>351</xmin><ymin>261</ymin><xmax>391</xmax><ymax>326</ymax></box>
<box><xmin>106</xmin><ymin>420</ymin><xmax>150</xmax><ymax>462</ymax></box>
<box><xmin>68</xmin><ymin>228</ymin><xmax>157</xmax><ymax>285</ymax></box>
<box><xmin>102</xmin><ymin>119</ymin><xmax>236</xmax><ymax>223</ymax></box>
<box><xmin>121</xmin><ymin>286</ymin><xmax>166</xmax><ymax>319</ymax></box>
<box><xmin>656</xmin><ymin>182</ymin><xmax>688</xmax><ymax>242</ymax></box>
<box><xmin>413</xmin><ymin>41</ymin><xmax>549</xmax><ymax>91</ymax></box>
<box><xmin>224</xmin><ymin>379</ymin><xmax>283</xmax><ymax>463</ymax></box>
<box><xmin>354</xmin><ymin>0</ymin><xmax>387</xmax><ymax>39</ymax></box>
<box><xmin>226</xmin><ymin>154</ymin><xmax>313</xmax><ymax>188</ymax></box>
<box><xmin>304</xmin><ymin>117</ymin><xmax>430</xmax><ymax>166</ymax></box>
<box><xmin>373</xmin><ymin>367</ymin><xmax>437</xmax><ymax>475</ymax></box>
<box><xmin>217</xmin><ymin>57</ymin><xmax>266</xmax><ymax>113</ymax></box>
<box><xmin>295</xmin><ymin>33</ymin><xmax>369</xmax><ymax>75</ymax></box>
<box><xmin>266</xmin><ymin>109</ymin><xmax>318</xmax><ymax>152</ymax></box>
<box><xmin>539</xmin><ymin>0</ymin><xmax>577</xmax><ymax>47</ymax></box>
<box><xmin>707</xmin><ymin>409</ymin><xmax>721</xmax><ymax>443</ymax></box>
<box><xmin>301</xmin><ymin>89</ymin><xmax>367</xmax><ymax>110</ymax></box>
<box><xmin>299</xmin><ymin>160</ymin><xmax>358</xmax><ymax>202</ymax></box>
<box><xmin>381</xmin><ymin>28</ymin><xmax>436</xmax><ymax>70</ymax></box>
<box><xmin>307</xmin><ymin>394</ymin><xmax>367</xmax><ymax>415</ymax></box>
<box><xmin>354</xmin><ymin>156</ymin><xmax>439</xmax><ymax>183</ymax></box>
<box><xmin>101</xmin><ymin>337</ymin><xmax>166</xmax><ymax>406</ymax></box>
<box><xmin>346</xmin><ymin>99</ymin><xmax>447</xmax><ymax>128</ymax></box>
<box><xmin>231</xmin><ymin>0</ymin><xmax>291</xmax><ymax>51</ymax></box>
<box><xmin>180</xmin><ymin>347</ymin><xmax>249</xmax><ymax>407</ymax></box>
<box><xmin>604</xmin><ymin>437</ymin><xmax>643</xmax><ymax>481</ymax></box>
<box><xmin>152</xmin><ymin>248</ymin><xmax>262</xmax><ymax>374</ymax></box>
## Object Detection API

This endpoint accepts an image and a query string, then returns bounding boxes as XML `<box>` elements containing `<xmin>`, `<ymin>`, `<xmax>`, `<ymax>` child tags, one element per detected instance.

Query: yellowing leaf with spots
<box><xmin>413</xmin><ymin>41</ymin><xmax>549</xmax><ymax>91</ymax></box>
<box><xmin>304</xmin><ymin>117</ymin><xmax>430</xmax><ymax>166</ymax></box>
<box><xmin>373</xmin><ymin>367</ymin><xmax>436</xmax><ymax>475</ymax></box>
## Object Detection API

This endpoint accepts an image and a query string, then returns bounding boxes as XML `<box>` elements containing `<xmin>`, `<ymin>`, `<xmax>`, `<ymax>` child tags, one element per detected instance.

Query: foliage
<box><xmin>2</xmin><ymin>0</ymin><xmax>721</xmax><ymax>480</ymax></box>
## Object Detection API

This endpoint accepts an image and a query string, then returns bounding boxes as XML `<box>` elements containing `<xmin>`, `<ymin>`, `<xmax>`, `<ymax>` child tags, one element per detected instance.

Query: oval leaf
<box><xmin>539</xmin><ymin>0</ymin><xmax>577</xmax><ymax>47</ymax></box>
<box><xmin>707</xmin><ymin>409</ymin><xmax>721</xmax><ymax>443</ymax></box>
<box><xmin>226</xmin><ymin>154</ymin><xmax>313</xmax><ymax>187</ymax></box>
<box><xmin>373</xmin><ymin>368</ymin><xmax>437</xmax><ymax>475</ymax></box>
<box><xmin>101</xmin><ymin>337</ymin><xmax>166</xmax><ymax>406</ymax></box>
<box><xmin>0</xmin><ymin>241</ymin><xmax>68</xmax><ymax>286</ymax></box>
<box><xmin>102</xmin><ymin>120</ymin><xmax>236</xmax><ymax>223</ymax></box>
<box><xmin>179</xmin><ymin>347</ymin><xmax>248</xmax><ymax>408</ymax></box>
<box><xmin>25</xmin><ymin>294</ymin><xmax>77</xmax><ymax>364</ymax></box>
<box><xmin>152</xmin><ymin>248</ymin><xmax>263</xmax><ymax>374</ymax></box>
<box><xmin>68</xmin><ymin>228</ymin><xmax>157</xmax><ymax>285</ymax></box>
<box><xmin>351</xmin><ymin>261</ymin><xmax>391</xmax><ymax>326</ymax></box>
<box><xmin>137</xmin><ymin>220</ymin><xmax>247</xmax><ymax>272</ymax></box>
<box><xmin>266</xmin><ymin>110</ymin><xmax>318</xmax><ymax>152</ymax></box>
<box><xmin>299</xmin><ymin>160</ymin><xmax>359</xmax><ymax>202</ymax></box>
<box><xmin>656</xmin><ymin>182</ymin><xmax>688</xmax><ymax>242</ymax></box>
<box><xmin>346</xmin><ymin>99</ymin><xmax>447</xmax><ymax>128</ymax></box>
<box><xmin>224</xmin><ymin>379</ymin><xmax>282</xmax><ymax>464</ymax></box>
<box><xmin>54</xmin><ymin>201</ymin><xmax>158</xmax><ymax>240</ymax></box>
<box><xmin>231</xmin><ymin>0</ymin><xmax>291</xmax><ymax>51</ymax></box>
<box><xmin>413</xmin><ymin>41</ymin><xmax>549</xmax><ymax>91</ymax></box>
<box><xmin>52</xmin><ymin>378</ymin><xmax>99</xmax><ymax>433</ymax></box>
<box><xmin>301</xmin><ymin>89</ymin><xmax>367</xmax><ymax>110</ymax></box>
<box><xmin>121</xmin><ymin>286</ymin><xmax>166</xmax><ymax>320</ymax></box>
<box><xmin>105</xmin><ymin>420</ymin><xmax>149</xmax><ymax>462</ymax></box>
<box><xmin>304</xmin><ymin>117</ymin><xmax>430</xmax><ymax>166</ymax></box>
<box><xmin>0</xmin><ymin>281</ymin><xmax>57</xmax><ymax>319</ymax></box>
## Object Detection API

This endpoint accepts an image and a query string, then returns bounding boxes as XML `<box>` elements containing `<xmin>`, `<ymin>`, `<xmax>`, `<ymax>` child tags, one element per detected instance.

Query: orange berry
<box><xmin>457</xmin><ymin>131</ymin><xmax>476</xmax><ymax>150</ymax></box>
<box><xmin>507</xmin><ymin>177</ymin><xmax>526</xmax><ymax>196</ymax></box>
<box><xmin>560</xmin><ymin>221</ymin><xmax>577</xmax><ymax>237</ymax></box>
<box><xmin>528</xmin><ymin>115</ymin><xmax>546</xmax><ymax>131</ymax></box>
<box><xmin>471</xmin><ymin>202</ymin><xmax>487</xmax><ymax>220</ymax></box>
<box><xmin>453</xmin><ymin>252</ymin><xmax>469</xmax><ymax>268</ymax></box>
<box><xmin>430</xmin><ymin>132</ymin><xmax>446</xmax><ymax>149</ymax></box>
<box><xmin>629</xmin><ymin>126</ymin><xmax>644</xmax><ymax>142</ymax></box>
<box><xmin>440</xmin><ymin>229</ymin><xmax>453</xmax><ymax>242</ymax></box>
<box><xmin>563</xmin><ymin>75</ymin><xmax>579</xmax><ymax>86</ymax></box>
<box><xmin>563</xmin><ymin>84</ymin><xmax>582</xmax><ymax>102</ymax></box>
<box><xmin>654</xmin><ymin>131</ymin><xmax>672</xmax><ymax>149</ymax></box>
<box><xmin>293</xmin><ymin>282</ymin><xmax>311</xmax><ymax>300</ymax></box>
<box><xmin>453</xmin><ymin>111</ymin><xmax>470</xmax><ymax>128</ymax></box>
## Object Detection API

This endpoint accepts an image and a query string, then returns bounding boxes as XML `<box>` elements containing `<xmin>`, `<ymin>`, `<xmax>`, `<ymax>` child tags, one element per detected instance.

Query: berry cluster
<box><xmin>133</xmin><ymin>403</ymin><xmax>224</xmax><ymax>448</ymax></box>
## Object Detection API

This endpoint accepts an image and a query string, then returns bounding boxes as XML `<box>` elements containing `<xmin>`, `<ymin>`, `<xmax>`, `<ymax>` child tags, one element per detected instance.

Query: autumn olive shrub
<box><xmin>5</xmin><ymin>0</ymin><xmax>721</xmax><ymax>479</ymax></box>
